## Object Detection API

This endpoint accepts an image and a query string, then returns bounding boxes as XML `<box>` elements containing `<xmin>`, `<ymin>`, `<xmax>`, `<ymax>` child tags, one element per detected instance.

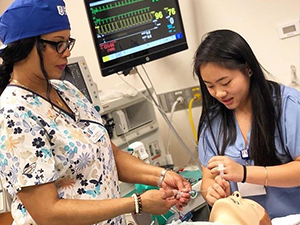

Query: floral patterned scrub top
<box><xmin>0</xmin><ymin>80</ymin><xmax>125</xmax><ymax>225</ymax></box>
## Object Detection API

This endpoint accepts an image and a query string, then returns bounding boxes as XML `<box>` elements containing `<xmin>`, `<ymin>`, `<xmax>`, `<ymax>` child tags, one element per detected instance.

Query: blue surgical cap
<box><xmin>0</xmin><ymin>0</ymin><xmax>71</xmax><ymax>48</ymax></box>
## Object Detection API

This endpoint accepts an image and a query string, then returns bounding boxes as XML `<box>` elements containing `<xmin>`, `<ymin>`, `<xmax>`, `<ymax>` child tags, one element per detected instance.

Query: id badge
<box><xmin>240</xmin><ymin>149</ymin><xmax>249</xmax><ymax>160</ymax></box>
<box><xmin>83</xmin><ymin>124</ymin><xmax>105</xmax><ymax>143</ymax></box>
<box><xmin>237</xmin><ymin>182</ymin><xmax>266</xmax><ymax>197</ymax></box>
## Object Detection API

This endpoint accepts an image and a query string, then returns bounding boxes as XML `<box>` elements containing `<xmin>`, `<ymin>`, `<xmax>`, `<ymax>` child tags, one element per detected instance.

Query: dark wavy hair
<box><xmin>0</xmin><ymin>38</ymin><xmax>35</xmax><ymax>94</ymax></box>
<box><xmin>193</xmin><ymin>29</ymin><xmax>282</xmax><ymax>166</ymax></box>
<box><xmin>0</xmin><ymin>37</ymin><xmax>57</xmax><ymax>102</ymax></box>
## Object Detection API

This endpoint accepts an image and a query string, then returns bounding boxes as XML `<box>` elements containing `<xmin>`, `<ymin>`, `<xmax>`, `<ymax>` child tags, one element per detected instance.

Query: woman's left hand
<box><xmin>160</xmin><ymin>170</ymin><xmax>192</xmax><ymax>211</ymax></box>
<box><xmin>207</xmin><ymin>156</ymin><xmax>244</xmax><ymax>182</ymax></box>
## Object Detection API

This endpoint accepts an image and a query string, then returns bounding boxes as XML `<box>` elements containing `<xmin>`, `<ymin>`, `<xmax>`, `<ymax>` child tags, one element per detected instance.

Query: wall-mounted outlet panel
<box><xmin>158</xmin><ymin>86</ymin><xmax>202</xmax><ymax>113</ymax></box>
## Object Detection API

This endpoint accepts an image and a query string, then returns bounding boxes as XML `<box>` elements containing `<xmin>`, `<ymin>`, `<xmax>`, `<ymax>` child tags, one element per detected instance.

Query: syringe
<box><xmin>175</xmin><ymin>190</ymin><xmax>197</xmax><ymax>199</ymax></box>
<box><xmin>218</xmin><ymin>163</ymin><xmax>225</xmax><ymax>178</ymax></box>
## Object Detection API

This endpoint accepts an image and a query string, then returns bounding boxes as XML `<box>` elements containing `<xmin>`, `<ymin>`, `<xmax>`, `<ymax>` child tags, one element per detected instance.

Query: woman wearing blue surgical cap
<box><xmin>0</xmin><ymin>0</ymin><xmax>191</xmax><ymax>224</ymax></box>
<box><xmin>194</xmin><ymin>29</ymin><xmax>300</xmax><ymax>219</ymax></box>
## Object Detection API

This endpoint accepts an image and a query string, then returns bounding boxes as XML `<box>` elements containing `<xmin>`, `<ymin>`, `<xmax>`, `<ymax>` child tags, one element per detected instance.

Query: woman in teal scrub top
<box><xmin>194</xmin><ymin>29</ymin><xmax>300</xmax><ymax>219</ymax></box>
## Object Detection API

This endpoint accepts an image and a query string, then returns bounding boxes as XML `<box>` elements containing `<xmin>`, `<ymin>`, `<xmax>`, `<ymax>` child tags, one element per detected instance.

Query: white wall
<box><xmin>194</xmin><ymin>0</ymin><xmax>300</xmax><ymax>85</ymax></box>
<box><xmin>1</xmin><ymin>0</ymin><xmax>300</xmax><ymax>167</ymax></box>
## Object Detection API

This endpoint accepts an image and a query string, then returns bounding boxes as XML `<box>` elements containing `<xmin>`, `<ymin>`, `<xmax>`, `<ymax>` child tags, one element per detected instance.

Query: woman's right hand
<box><xmin>205</xmin><ymin>175</ymin><xmax>230</xmax><ymax>206</ymax></box>
<box><xmin>140</xmin><ymin>189</ymin><xmax>177</xmax><ymax>215</ymax></box>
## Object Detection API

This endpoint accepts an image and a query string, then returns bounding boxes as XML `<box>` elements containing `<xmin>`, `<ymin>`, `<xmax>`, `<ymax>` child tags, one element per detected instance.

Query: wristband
<box><xmin>132</xmin><ymin>193</ymin><xmax>142</xmax><ymax>214</ymax></box>
<box><xmin>157</xmin><ymin>168</ymin><xmax>169</xmax><ymax>188</ymax></box>
<box><xmin>241</xmin><ymin>165</ymin><xmax>247</xmax><ymax>183</ymax></box>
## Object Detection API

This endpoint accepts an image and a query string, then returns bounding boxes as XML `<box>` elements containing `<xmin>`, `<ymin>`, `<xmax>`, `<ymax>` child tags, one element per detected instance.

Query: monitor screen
<box><xmin>65</xmin><ymin>63</ymin><xmax>93</xmax><ymax>103</ymax></box>
<box><xmin>84</xmin><ymin>0</ymin><xmax>188</xmax><ymax>76</ymax></box>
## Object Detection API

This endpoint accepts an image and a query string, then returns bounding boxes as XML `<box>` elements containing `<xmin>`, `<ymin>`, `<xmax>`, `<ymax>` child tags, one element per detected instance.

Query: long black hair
<box><xmin>193</xmin><ymin>29</ymin><xmax>282</xmax><ymax>166</ymax></box>
<box><xmin>0</xmin><ymin>37</ymin><xmax>54</xmax><ymax>102</ymax></box>
<box><xmin>0</xmin><ymin>38</ymin><xmax>35</xmax><ymax>94</ymax></box>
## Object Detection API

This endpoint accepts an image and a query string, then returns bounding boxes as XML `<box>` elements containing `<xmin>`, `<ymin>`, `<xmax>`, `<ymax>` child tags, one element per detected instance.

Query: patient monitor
<box><xmin>209</xmin><ymin>191</ymin><xmax>271</xmax><ymax>225</ymax></box>
<box><xmin>61</xmin><ymin>56</ymin><xmax>102</xmax><ymax>112</ymax></box>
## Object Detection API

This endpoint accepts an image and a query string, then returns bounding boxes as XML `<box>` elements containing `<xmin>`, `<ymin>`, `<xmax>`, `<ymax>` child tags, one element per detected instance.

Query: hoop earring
<box><xmin>249</xmin><ymin>70</ymin><xmax>253</xmax><ymax>77</ymax></box>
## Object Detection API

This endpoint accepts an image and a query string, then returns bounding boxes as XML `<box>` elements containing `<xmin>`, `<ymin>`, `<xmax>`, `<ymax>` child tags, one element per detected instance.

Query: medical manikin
<box><xmin>209</xmin><ymin>191</ymin><xmax>271</xmax><ymax>225</ymax></box>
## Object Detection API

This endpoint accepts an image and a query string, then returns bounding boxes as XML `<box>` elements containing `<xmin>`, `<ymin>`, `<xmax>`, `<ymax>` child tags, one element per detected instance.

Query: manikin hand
<box><xmin>160</xmin><ymin>170</ymin><xmax>192</xmax><ymax>211</ymax></box>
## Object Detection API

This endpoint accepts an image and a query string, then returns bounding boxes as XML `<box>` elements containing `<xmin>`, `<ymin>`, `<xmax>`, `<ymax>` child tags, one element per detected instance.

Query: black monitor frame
<box><xmin>84</xmin><ymin>0</ymin><xmax>188</xmax><ymax>76</ymax></box>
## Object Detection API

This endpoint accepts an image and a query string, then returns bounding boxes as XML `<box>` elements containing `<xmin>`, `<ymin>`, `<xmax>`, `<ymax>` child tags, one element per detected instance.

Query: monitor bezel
<box><xmin>84</xmin><ymin>0</ymin><xmax>188</xmax><ymax>77</ymax></box>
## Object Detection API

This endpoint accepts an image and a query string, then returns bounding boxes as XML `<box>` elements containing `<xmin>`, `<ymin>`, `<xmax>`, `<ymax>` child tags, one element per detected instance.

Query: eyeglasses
<box><xmin>38</xmin><ymin>37</ymin><xmax>76</xmax><ymax>54</ymax></box>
